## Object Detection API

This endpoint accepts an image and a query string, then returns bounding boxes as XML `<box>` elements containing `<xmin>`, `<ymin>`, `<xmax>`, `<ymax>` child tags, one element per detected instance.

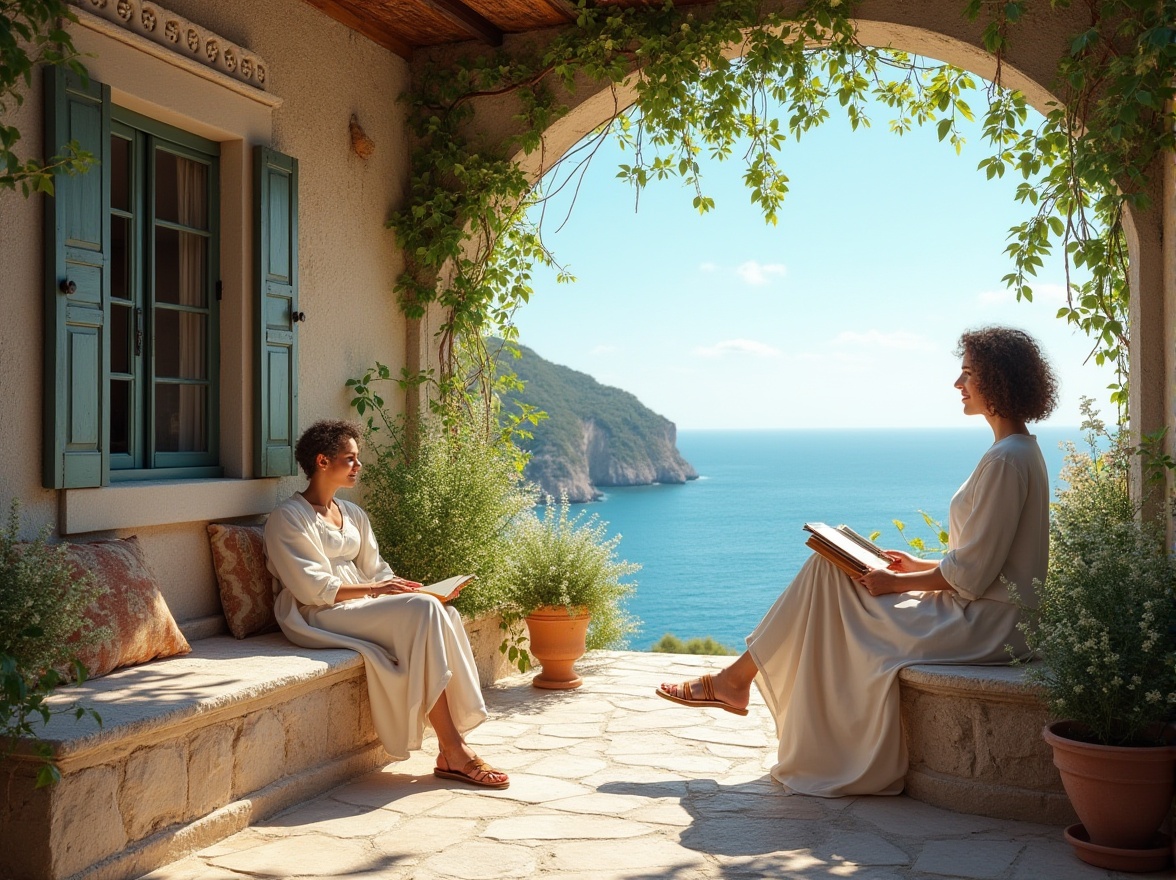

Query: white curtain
<box><xmin>175</xmin><ymin>155</ymin><xmax>206</xmax><ymax>452</ymax></box>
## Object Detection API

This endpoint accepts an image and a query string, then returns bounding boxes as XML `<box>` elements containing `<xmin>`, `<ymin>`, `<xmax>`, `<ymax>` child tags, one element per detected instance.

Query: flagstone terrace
<box><xmin>140</xmin><ymin>651</ymin><xmax>1129</xmax><ymax>880</ymax></box>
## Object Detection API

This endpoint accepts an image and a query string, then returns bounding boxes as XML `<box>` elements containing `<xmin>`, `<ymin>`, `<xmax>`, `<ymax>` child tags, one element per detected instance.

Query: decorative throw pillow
<box><xmin>66</xmin><ymin>536</ymin><xmax>191</xmax><ymax>678</ymax></box>
<box><xmin>207</xmin><ymin>523</ymin><xmax>276</xmax><ymax>639</ymax></box>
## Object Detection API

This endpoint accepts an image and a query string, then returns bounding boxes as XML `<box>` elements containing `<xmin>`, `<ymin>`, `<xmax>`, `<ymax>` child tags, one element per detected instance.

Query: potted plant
<box><xmin>1014</xmin><ymin>403</ymin><xmax>1176</xmax><ymax>872</ymax></box>
<box><xmin>504</xmin><ymin>498</ymin><xmax>639</xmax><ymax>688</ymax></box>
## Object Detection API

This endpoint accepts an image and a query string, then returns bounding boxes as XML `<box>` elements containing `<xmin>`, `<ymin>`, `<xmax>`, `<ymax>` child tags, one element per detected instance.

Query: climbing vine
<box><xmin>389</xmin><ymin>0</ymin><xmax>1174</xmax><ymax>420</ymax></box>
<box><xmin>0</xmin><ymin>0</ymin><xmax>92</xmax><ymax>195</ymax></box>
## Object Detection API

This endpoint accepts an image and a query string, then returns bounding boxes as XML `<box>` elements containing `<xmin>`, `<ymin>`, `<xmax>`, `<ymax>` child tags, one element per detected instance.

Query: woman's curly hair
<box><xmin>294</xmin><ymin>419</ymin><xmax>362</xmax><ymax>478</ymax></box>
<box><xmin>956</xmin><ymin>327</ymin><xmax>1058</xmax><ymax>423</ymax></box>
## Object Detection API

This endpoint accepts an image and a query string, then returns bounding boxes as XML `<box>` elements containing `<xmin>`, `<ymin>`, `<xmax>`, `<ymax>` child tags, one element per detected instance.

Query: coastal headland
<box><xmin>502</xmin><ymin>343</ymin><xmax>697</xmax><ymax>502</ymax></box>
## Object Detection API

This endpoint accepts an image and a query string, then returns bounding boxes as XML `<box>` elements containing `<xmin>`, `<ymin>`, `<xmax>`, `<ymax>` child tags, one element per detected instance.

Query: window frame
<box><xmin>44</xmin><ymin>64</ymin><xmax>297</xmax><ymax>498</ymax></box>
<box><xmin>108</xmin><ymin>106</ymin><xmax>222</xmax><ymax>482</ymax></box>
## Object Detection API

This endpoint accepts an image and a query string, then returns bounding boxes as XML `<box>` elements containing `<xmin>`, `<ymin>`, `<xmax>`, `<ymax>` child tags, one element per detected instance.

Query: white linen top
<box><xmin>264</xmin><ymin>494</ymin><xmax>394</xmax><ymax>607</ymax></box>
<box><xmin>939</xmin><ymin>433</ymin><xmax>1049</xmax><ymax>606</ymax></box>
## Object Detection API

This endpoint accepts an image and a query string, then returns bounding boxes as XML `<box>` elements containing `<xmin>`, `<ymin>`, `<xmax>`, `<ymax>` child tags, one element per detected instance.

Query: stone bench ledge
<box><xmin>898</xmin><ymin>661</ymin><xmax>1045</xmax><ymax>703</ymax></box>
<box><xmin>22</xmin><ymin>633</ymin><xmax>365</xmax><ymax>767</ymax></box>
<box><xmin>2</xmin><ymin>615</ymin><xmax>513</xmax><ymax>880</ymax></box>
<box><xmin>897</xmin><ymin>661</ymin><xmax>1072</xmax><ymax>826</ymax></box>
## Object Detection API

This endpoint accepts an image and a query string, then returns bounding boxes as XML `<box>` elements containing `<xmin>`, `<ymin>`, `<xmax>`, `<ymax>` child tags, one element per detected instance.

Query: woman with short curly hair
<box><xmin>956</xmin><ymin>327</ymin><xmax>1058</xmax><ymax>423</ymax></box>
<box><xmin>266</xmin><ymin>419</ymin><xmax>508</xmax><ymax>789</ymax></box>
<box><xmin>657</xmin><ymin>327</ymin><xmax>1057</xmax><ymax>798</ymax></box>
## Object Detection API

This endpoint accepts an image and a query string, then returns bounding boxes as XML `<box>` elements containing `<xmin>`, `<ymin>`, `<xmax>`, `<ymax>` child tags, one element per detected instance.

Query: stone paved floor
<box><xmin>142</xmin><ymin>651</ymin><xmax>1139</xmax><ymax>880</ymax></box>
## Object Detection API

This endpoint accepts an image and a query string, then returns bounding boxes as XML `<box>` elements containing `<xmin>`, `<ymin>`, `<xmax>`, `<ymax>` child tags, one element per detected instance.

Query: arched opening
<box><xmin>405</xmin><ymin>4</ymin><xmax>1170</xmax><ymax>520</ymax></box>
<box><xmin>500</xmin><ymin>53</ymin><xmax>1102</xmax><ymax>650</ymax></box>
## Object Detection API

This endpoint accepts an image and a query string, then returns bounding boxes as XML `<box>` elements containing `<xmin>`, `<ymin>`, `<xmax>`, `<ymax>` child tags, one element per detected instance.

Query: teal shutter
<box><xmin>43</xmin><ymin>69</ymin><xmax>110</xmax><ymax>489</ymax></box>
<box><xmin>253</xmin><ymin>147</ymin><xmax>299</xmax><ymax>477</ymax></box>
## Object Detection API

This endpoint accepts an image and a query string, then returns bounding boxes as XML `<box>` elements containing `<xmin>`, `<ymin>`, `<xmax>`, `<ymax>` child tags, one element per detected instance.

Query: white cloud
<box><xmin>590</xmin><ymin>344</ymin><xmax>618</xmax><ymax>355</ymax></box>
<box><xmin>693</xmin><ymin>338</ymin><xmax>783</xmax><ymax>359</ymax></box>
<box><xmin>832</xmin><ymin>330</ymin><xmax>936</xmax><ymax>352</ymax></box>
<box><xmin>696</xmin><ymin>260</ymin><xmax>787</xmax><ymax>285</ymax></box>
<box><xmin>735</xmin><ymin>260</ymin><xmax>787</xmax><ymax>286</ymax></box>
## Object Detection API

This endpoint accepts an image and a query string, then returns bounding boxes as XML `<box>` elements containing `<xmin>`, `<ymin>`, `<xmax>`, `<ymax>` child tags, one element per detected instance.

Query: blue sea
<box><xmin>571</xmin><ymin>427</ymin><xmax>1083</xmax><ymax>651</ymax></box>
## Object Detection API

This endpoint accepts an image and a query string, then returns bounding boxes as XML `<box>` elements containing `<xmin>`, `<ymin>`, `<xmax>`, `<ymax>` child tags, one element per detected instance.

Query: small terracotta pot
<box><xmin>524</xmin><ymin>606</ymin><xmax>590</xmax><ymax>690</ymax></box>
<box><xmin>1043</xmin><ymin>720</ymin><xmax>1176</xmax><ymax>850</ymax></box>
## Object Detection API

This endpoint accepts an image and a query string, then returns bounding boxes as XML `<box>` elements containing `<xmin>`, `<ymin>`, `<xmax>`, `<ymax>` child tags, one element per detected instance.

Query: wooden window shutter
<box><xmin>43</xmin><ymin>68</ymin><xmax>111</xmax><ymax>489</ymax></box>
<box><xmin>253</xmin><ymin>147</ymin><xmax>299</xmax><ymax>477</ymax></box>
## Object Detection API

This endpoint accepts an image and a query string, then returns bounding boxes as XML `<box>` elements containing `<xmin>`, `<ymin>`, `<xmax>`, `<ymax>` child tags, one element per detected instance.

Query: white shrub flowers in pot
<box><xmin>1013</xmin><ymin>402</ymin><xmax>1176</xmax><ymax>869</ymax></box>
<box><xmin>503</xmin><ymin>497</ymin><xmax>639</xmax><ymax>689</ymax></box>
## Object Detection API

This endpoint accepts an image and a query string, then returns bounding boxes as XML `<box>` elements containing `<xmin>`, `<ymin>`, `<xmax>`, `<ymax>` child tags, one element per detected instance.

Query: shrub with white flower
<box><xmin>1013</xmin><ymin>401</ymin><xmax>1176</xmax><ymax>746</ymax></box>
<box><xmin>505</xmin><ymin>496</ymin><xmax>639</xmax><ymax>657</ymax></box>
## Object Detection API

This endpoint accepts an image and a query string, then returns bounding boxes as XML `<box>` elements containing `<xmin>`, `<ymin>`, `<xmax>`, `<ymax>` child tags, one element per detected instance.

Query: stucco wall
<box><xmin>0</xmin><ymin>0</ymin><xmax>410</xmax><ymax>626</ymax></box>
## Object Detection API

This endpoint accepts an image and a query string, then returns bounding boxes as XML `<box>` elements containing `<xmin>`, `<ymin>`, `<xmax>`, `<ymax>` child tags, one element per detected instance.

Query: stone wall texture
<box><xmin>2</xmin><ymin>671</ymin><xmax>383</xmax><ymax>880</ymax></box>
<box><xmin>898</xmin><ymin>665</ymin><xmax>1076</xmax><ymax>826</ymax></box>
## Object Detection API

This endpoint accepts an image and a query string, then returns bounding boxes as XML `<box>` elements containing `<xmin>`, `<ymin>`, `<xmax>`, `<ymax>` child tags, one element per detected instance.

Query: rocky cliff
<box><xmin>501</xmin><ymin>343</ymin><xmax>697</xmax><ymax>502</ymax></box>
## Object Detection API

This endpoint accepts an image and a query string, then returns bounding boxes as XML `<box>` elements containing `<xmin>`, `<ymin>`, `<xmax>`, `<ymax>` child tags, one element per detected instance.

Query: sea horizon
<box><xmin>573</xmin><ymin>425</ymin><xmax>1089</xmax><ymax>651</ymax></box>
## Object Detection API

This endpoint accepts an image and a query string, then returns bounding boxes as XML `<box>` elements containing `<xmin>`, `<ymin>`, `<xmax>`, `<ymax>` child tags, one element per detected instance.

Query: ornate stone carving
<box><xmin>69</xmin><ymin>0</ymin><xmax>269</xmax><ymax>92</ymax></box>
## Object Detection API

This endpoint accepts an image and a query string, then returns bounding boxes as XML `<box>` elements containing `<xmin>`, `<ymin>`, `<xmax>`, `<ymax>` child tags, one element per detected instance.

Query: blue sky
<box><xmin>512</xmin><ymin>83</ymin><xmax>1115</xmax><ymax>430</ymax></box>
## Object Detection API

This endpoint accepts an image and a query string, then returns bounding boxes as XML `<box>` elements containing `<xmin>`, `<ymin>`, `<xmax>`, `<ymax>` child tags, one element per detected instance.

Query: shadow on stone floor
<box><xmin>598</xmin><ymin>778</ymin><xmax>916</xmax><ymax>879</ymax></box>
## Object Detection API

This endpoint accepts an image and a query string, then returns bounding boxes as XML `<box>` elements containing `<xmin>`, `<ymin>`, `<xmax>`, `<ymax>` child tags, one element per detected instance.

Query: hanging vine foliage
<box><xmin>388</xmin><ymin>0</ymin><xmax>1174</xmax><ymax>420</ymax></box>
<box><xmin>0</xmin><ymin>0</ymin><xmax>93</xmax><ymax>195</ymax></box>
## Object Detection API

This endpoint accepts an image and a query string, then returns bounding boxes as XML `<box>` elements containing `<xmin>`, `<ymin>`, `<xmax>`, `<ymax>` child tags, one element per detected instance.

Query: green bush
<box><xmin>347</xmin><ymin>363</ymin><xmax>641</xmax><ymax>668</ymax></box>
<box><xmin>650</xmin><ymin>633</ymin><xmax>738</xmax><ymax>656</ymax></box>
<box><xmin>505</xmin><ymin>498</ymin><xmax>639</xmax><ymax>653</ymax></box>
<box><xmin>1014</xmin><ymin>403</ymin><xmax>1176</xmax><ymax>746</ymax></box>
<box><xmin>359</xmin><ymin>410</ymin><xmax>537</xmax><ymax>620</ymax></box>
<box><xmin>0</xmin><ymin>500</ymin><xmax>107</xmax><ymax>786</ymax></box>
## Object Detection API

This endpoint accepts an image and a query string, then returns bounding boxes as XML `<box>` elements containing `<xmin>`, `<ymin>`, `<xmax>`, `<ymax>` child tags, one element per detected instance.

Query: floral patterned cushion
<box><xmin>207</xmin><ymin>523</ymin><xmax>276</xmax><ymax>639</ymax></box>
<box><xmin>67</xmin><ymin>536</ymin><xmax>191</xmax><ymax>678</ymax></box>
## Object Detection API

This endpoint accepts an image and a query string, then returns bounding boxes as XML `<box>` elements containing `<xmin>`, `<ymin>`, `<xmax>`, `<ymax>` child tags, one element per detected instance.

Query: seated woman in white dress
<box><xmin>265</xmin><ymin>420</ymin><xmax>508</xmax><ymax>789</ymax></box>
<box><xmin>657</xmin><ymin>326</ymin><xmax>1058</xmax><ymax>797</ymax></box>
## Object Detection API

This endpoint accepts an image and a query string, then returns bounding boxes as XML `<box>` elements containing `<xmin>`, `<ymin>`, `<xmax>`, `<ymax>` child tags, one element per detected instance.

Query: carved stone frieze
<box><xmin>71</xmin><ymin>0</ymin><xmax>269</xmax><ymax>91</ymax></box>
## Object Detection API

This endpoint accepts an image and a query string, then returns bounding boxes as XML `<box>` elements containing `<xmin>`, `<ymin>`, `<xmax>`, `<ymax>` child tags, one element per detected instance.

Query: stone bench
<box><xmin>0</xmin><ymin>617</ymin><xmax>509</xmax><ymax>880</ymax></box>
<box><xmin>898</xmin><ymin>663</ymin><xmax>1075</xmax><ymax>826</ymax></box>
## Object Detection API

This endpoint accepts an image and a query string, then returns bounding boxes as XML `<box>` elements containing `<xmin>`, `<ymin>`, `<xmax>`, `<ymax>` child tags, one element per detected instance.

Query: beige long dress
<box><xmin>264</xmin><ymin>494</ymin><xmax>487</xmax><ymax>760</ymax></box>
<box><xmin>747</xmin><ymin>434</ymin><xmax>1049</xmax><ymax>796</ymax></box>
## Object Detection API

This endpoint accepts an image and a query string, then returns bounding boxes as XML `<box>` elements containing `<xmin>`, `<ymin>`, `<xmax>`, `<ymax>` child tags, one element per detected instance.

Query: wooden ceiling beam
<box><xmin>537</xmin><ymin>0</ymin><xmax>580</xmax><ymax>19</ymax></box>
<box><xmin>416</xmin><ymin>0</ymin><xmax>503</xmax><ymax>46</ymax></box>
<box><xmin>301</xmin><ymin>0</ymin><xmax>415</xmax><ymax>58</ymax></box>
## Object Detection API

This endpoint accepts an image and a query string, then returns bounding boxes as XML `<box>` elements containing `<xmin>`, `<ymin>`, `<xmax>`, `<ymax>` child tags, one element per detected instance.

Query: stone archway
<box><xmin>407</xmin><ymin>0</ymin><xmax>1173</xmax><ymax>524</ymax></box>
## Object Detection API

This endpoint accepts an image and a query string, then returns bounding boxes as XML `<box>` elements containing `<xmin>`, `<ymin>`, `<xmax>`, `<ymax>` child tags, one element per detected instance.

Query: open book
<box><xmin>417</xmin><ymin>574</ymin><xmax>475</xmax><ymax>603</ymax></box>
<box><xmin>802</xmin><ymin>523</ymin><xmax>893</xmax><ymax>579</ymax></box>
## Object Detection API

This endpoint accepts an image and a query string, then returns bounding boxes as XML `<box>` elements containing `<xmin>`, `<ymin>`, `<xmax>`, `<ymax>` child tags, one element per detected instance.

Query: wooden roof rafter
<box><xmin>300</xmin><ymin>0</ymin><xmax>415</xmax><ymax>57</ymax></box>
<box><xmin>417</xmin><ymin>0</ymin><xmax>503</xmax><ymax>46</ymax></box>
<box><xmin>537</xmin><ymin>0</ymin><xmax>580</xmax><ymax>19</ymax></box>
<box><xmin>301</xmin><ymin>0</ymin><xmax>715</xmax><ymax>59</ymax></box>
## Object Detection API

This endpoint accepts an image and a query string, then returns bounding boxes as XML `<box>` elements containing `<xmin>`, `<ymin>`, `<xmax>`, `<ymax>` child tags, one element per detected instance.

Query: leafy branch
<box><xmin>968</xmin><ymin>0</ymin><xmax>1175</xmax><ymax>412</ymax></box>
<box><xmin>393</xmin><ymin>0</ymin><xmax>1169</xmax><ymax>420</ymax></box>
<box><xmin>1</xmin><ymin>0</ymin><xmax>95</xmax><ymax>195</ymax></box>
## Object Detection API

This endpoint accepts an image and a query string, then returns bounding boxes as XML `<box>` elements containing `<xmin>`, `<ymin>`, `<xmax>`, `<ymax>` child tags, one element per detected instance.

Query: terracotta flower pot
<box><xmin>524</xmin><ymin>606</ymin><xmax>590</xmax><ymax>690</ymax></box>
<box><xmin>1043</xmin><ymin>720</ymin><xmax>1176</xmax><ymax>850</ymax></box>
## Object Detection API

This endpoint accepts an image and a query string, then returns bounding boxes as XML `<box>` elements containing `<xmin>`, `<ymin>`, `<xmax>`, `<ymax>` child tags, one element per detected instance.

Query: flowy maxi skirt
<box><xmin>745</xmin><ymin>555</ymin><xmax>1025</xmax><ymax>797</ymax></box>
<box><xmin>275</xmin><ymin>591</ymin><xmax>488</xmax><ymax>761</ymax></box>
